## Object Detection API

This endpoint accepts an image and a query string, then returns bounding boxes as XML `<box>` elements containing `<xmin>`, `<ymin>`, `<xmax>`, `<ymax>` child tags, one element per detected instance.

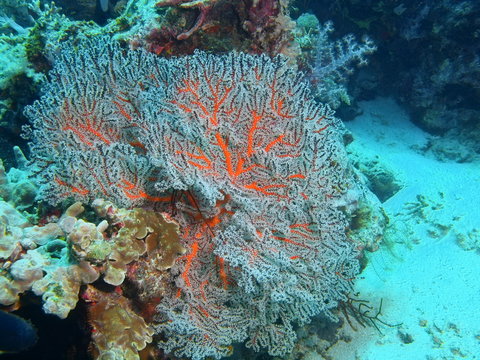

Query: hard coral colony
<box><xmin>2</xmin><ymin>36</ymin><xmax>373</xmax><ymax>359</ymax></box>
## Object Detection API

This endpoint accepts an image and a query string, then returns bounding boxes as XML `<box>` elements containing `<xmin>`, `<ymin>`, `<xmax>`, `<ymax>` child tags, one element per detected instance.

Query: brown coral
<box><xmin>85</xmin><ymin>285</ymin><xmax>154</xmax><ymax>360</ymax></box>
<box><xmin>91</xmin><ymin>200</ymin><xmax>185</xmax><ymax>286</ymax></box>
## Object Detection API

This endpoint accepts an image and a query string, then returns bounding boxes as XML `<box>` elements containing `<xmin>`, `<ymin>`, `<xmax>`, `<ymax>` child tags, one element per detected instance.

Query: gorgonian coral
<box><xmin>24</xmin><ymin>37</ymin><xmax>370</xmax><ymax>359</ymax></box>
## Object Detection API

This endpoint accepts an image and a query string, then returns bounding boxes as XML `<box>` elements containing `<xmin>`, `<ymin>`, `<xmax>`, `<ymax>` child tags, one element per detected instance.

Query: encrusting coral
<box><xmin>84</xmin><ymin>285</ymin><xmax>154</xmax><ymax>360</ymax></box>
<box><xmin>0</xmin><ymin>194</ymin><xmax>182</xmax><ymax>358</ymax></box>
<box><xmin>91</xmin><ymin>199</ymin><xmax>185</xmax><ymax>286</ymax></box>
<box><xmin>0</xmin><ymin>146</ymin><xmax>38</xmax><ymax>210</ymax></box>
<box><xmin>0</xmin><ymin>201</ymin><xmax>97</xmax><ymax>317</ymax></box>
<box><xmin>0</xmin><ymin>199</ymin><xmax>182</xmax><ymax>310</ymax></box>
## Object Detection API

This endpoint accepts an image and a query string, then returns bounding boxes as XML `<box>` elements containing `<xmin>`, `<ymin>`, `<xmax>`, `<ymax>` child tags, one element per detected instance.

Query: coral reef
<box><xmin>0</xmin><ymin>200</ymin><xmax>181</xmax><ymax>358</ymax></box>
<box><xmin>2</xmin><ymin>0</ymin><xmax>376</xmax><ymax>166</ymax></box>
<box><xmin>0</xmin><ymin>193</ymin><xmax>183</xmax><ymax>359</ymax></box>
<box><xmin>20</xmin><ymin>37</ymin><xmax>386</xmax><ymax>359</ymax></box>
<box><xmin>310</xmin><ymin>21</ymin><xmax>376</xmax><ymax>108</ymax></box>
<box><xmin>0</xmin><ymin>199</ymin><xmax>182</xmax><ymax>314</ymax></box>
<box><xmin>1</xmin><ymin>0</ymin><xmax>307</xmax><ymax>159</ymax></box>
<box><xmin>84</xmin><ymin>285</ymin><xmax>154</xmax><ymax>360</ymax></box>
<box><xmin>155</xmin><ymin>0</ymin><xmax>220</xmax><ymax>40</ymax></box>
<box><xmin>308</xmin><ymin>0</ymin><xmax>480</xmax><ymax>157</ymax></box>
<box><xmin>90</xmin><ymin>199</ymin><xmax>185</xmax><ymax>286</ymax></box>
<box><xmin>0</xmin><ymin>2</ymin><xmax>387</xmax><ymax>359</ymax></box>
<box><xmin>0</xmin><ymin>146</ymin><xmax>37</xmax><ymax>210</ymax></box>
<box><xmin>349</xmin><ymin>155</ymin><xmax>402</xmax><ymax>203</ymax></box>
<box><xmin>136</xmin><ymin>0</ymin><xmax>300</xmax><ymax>59</ymax></box>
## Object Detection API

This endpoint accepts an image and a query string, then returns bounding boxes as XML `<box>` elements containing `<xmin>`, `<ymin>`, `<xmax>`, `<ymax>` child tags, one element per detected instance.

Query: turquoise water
<box><xmin>1</xmin><ymin>1</ymin><xmax>479</xmax><ymax>359</ymax></box>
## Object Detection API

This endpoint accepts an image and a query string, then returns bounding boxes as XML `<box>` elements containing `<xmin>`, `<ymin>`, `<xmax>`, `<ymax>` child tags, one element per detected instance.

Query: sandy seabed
<box><xmin>328</xmin><ymin>98</ymin><xmax>480</xmax><ymax>360</ymax></box>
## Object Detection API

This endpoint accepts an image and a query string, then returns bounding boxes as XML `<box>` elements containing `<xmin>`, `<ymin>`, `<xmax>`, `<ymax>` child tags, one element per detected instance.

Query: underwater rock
<box><xmin>347</xmin><ymin>152</ymin><xmax>402</xmax><ymax>203</ymax></box>
<box><xmin>422</xmin><ymin>135</ymin><xmax>477</xmax><ymax>163</ymax></box>
<box><xmin>0</xmin><ymin>147</ymin><xmax>38</xmax><ymax>210</ymax></box>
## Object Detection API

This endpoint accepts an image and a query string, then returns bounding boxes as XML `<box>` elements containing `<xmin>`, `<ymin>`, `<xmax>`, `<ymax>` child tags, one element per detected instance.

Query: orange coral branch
<box><xmin>314</xmin><ymin>125</ymin><xmax>330</xmax><ymax>133</ymax></box>
<box><xmin>177</xmin><ymin>146</ymin><xmax>213</xmax><ymax>170</ymax></box>
<box><xmin>264</xmin><ymin>134</ymin><xmax>285</xmax><ymax>152</ymax></box>
<box><xmin>118</xmin><ymin>179</ymin><xmax>171</xmax><ymax>202</ymax></box>
<box><xmin>288</xmin><ymin>173</ymin><xmax>306</xmax><ymax>179</ymax></box>
<box><xmin>214</xmin><ymin>132</ymin><xmax>234</xmax><ymax>177</ymax></box>
<box><xmin>204</xmin><ymin>74</ymin><xmax>232</xmax><ymax>126</ymax></box>
<box><xmin>182</xmin><ymin>241</ymin><xmax>199</xmax><ymax>287</ymax></box>
<box><xmin>244</xmin><ymin>182</ymin><xmax>288</xmax><ymax>199</ymax></box>
<box><xmin>55</xmin><ymin>177</ymin><xmax>89</xmax><ymax>196</ymax></box>
<box><xmin>247</xmin><ymin>110</ymin><xmax>262</xmax><ymax>157</ymax></box>
<box><xmin>217</xmin><ymin>256</ymin><xmax>229</xmax><ymax>290</ymax></box>
<box><xmin>112</xmin><ymin>100</ymin><xmax>133</xmax><ymax>122</ymax></box>
<box><xmin>272</xmin><ymin>235</ymin><xmax>312</xmax><ymax>250</ymax></box>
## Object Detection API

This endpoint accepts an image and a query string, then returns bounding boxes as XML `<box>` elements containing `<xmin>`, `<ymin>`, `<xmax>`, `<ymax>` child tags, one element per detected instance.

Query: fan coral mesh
<box><xmin>24</xmin><ymin>38</ymin><xmax>365</xmax><ymax>359</ymax></box>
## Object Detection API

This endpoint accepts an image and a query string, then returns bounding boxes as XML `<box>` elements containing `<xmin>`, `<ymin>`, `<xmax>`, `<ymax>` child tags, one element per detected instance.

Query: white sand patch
<box><xmin>328</xmin><ymin>98</ymin><xmax>480</xmax><ymax>360</ymax></box>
